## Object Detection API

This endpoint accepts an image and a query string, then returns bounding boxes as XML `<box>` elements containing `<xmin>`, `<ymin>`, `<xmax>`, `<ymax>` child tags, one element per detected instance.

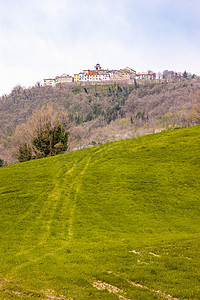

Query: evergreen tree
<box><xmin>183</xmin><ymin>71</ymin><xmax>188</xmax><ymax>78</ymax></box>
<box><xmin>0</xmin><ymin>158</ymin><xmax>4</xmax><ymax>167</ymax></box>
<box><xmin>18</xmin><ymin>143</ymin><xmax>32</xmax><ymax>162</ymax></box>
<box><xmin>33</xmin><ymin>123</ymin><xmax>69</xmax><ymax>158</ymax></box>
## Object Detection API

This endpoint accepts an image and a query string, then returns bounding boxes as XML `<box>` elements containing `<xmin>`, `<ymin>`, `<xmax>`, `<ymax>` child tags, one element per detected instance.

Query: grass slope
<box><xmin>0</xmin><ymin>126</ymin><xmax>200</xmax><ymax>299</ymax></box>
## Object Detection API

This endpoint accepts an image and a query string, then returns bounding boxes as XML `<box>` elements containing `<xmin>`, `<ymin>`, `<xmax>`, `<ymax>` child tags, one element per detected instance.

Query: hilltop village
<box><xmin>43</xmin><ymin>64</ymin><xmax>156</xmax><ymax>86</ymax></box>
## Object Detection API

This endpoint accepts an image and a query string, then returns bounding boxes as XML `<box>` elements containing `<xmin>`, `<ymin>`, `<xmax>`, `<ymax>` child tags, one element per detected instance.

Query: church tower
<box><xmin>94</xmin><ymin>63</ymin><xmax>101</xmax><ymax>71</ymax></box>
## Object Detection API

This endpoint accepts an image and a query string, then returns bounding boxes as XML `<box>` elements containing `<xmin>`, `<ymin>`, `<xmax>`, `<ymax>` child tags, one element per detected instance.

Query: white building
<box><xmin>55</xmin><ymin>74</ymin><xmax>73</xmax><ymax>84</ymax></box>
<box><xmin>43</xmin><ymin>78</ymin><xmax>55</xmax><ymax>86</ymax></box>
<box><xmin>79</xmin><ymin>73</ymin><xmax>88</xmax><ymax>81</ymax></box>
<box><xmin>135</xmin><ymin>73</ymin><xmax>156</xmax><ymax>80</ymax></box>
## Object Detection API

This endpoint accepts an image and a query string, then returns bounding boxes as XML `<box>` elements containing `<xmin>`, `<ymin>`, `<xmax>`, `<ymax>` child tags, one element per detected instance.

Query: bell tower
<box><xmin>95</xmin><ymin>63</ymin><xmax>101</xmax><ymax>71</ymax></box>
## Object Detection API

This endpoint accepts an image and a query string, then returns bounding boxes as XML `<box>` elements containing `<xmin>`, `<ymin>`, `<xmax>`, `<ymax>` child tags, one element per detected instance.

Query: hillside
<box><xmin>0</xmin><ymin>78</ymin><xmax>200</xmax><ymax>164</ymax></box>
<box><xmin>0</xmin><ymin>126</ymin><xmax>200</xmax><ymax>299</ymax></box>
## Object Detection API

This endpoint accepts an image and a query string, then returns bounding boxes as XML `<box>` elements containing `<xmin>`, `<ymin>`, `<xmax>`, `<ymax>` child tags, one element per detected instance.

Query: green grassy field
<box><xmin>0</xmin><ymin>126</ymin><xmax>200</xmax><ymax>299</ymax></box>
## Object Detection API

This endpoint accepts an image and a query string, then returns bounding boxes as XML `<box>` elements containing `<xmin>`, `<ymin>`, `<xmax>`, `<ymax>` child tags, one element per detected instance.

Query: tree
<box><xmin>163</xmin><ymin>70</ymin><xmax>169</xmax><ymax>80</ymax></box>
<box><xmin>0</xmin><ymin>158</ymin><xmax>4</xmax><ymax>167</ymax></box>
<box><xmin>162</xmin><ymin>70</ymin><xmax>175</xmax><ymax>81</ymax></box>
<box><xmin>11</xmin><ymin>105</ymin><xmax>69</xmax><ymax>162</ymax></box>
<box><xmin>191</xmin><ymin>91</ymin><xmax>200</xmax><ymax>124</ymax></box>
<box><xmin>157</xmin><ymin>72</ymin><xmax>162</xmax><ymax>81</ymax></box>
<box><xmin>147</xmin><ymin>70</ymin><xmax>154</xmax><ymax>74</ymax></box>
<box><xmin>33</xmin><ymin>123</ymin><xmax>69</xmax><ymax>157</ymax></box>
<box><xmin>18</xmin><ymin>143</ymin><xmax>32</xmax><ymax>162</ymax></box>
<box><xmin>183</xmin><ymin>71</ymin><xmax>188</xmax><ymax>79</ymax></box>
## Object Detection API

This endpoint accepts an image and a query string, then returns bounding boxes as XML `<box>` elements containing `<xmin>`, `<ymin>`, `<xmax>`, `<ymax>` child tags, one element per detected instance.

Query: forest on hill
<box><xmin>0</xmin><ymin>77</ymin><xmax>200</xmax><ymax>164</ymax></box>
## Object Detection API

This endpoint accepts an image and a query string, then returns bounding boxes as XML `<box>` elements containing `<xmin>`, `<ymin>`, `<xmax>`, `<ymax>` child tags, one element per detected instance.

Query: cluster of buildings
<box><xmin>43</xmin><ymin>64</ymin><xmax>156</xmax><ymax>86</ymax></box>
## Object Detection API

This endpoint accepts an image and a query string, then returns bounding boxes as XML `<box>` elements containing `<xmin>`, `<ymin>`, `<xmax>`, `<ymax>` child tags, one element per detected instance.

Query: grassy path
<box><xmin>68</xmin><ymin>155</ymin><xmax>92</xmax><ymax>240</ymax></box>
<box><xmin>9</xmin><ymin>154</ymin><xmax>93</xmax><ymax>275</ymax></box>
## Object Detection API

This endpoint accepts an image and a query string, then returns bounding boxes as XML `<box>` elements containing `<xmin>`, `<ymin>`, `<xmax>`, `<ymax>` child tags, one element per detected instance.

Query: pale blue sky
<box><xmin>0</xmin><ymin>0</ymin><xmax>200</xmax><ymax>95</ymax></box>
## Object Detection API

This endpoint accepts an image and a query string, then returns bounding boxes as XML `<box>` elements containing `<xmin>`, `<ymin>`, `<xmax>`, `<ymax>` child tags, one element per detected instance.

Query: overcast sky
<box><xmin>0</xmin><ymin>0</ymin><xmax>200</xmax><ymax>96</ymax></box>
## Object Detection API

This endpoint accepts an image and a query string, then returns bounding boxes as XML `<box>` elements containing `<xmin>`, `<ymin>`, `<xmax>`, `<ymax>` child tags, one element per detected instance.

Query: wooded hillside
<box><xmin>0</xmin><ymin>78</ymin><xmax>200</xmax><ymax>164</ymax></box>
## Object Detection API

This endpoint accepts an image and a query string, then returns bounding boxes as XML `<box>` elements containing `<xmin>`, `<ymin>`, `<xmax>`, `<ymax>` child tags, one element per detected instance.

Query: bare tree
<box><xmin>157</xmin><ymin>72</ymin><xmax>162</xmax><ymax>81</ymax></box>
<box><xmin>191</xmin><ymin>91</ymin><xmax>200</xmax><ymax>124</ymax></box>
<box><xmin>10</xmin><ymin>105</ymin><xmax>69</xmax><ymax>162</ymax></box>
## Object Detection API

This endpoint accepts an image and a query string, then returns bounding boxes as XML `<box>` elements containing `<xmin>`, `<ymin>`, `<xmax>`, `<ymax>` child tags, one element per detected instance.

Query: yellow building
<box><xmin>74</xmin><ymin>74</ymin><xmax>80</xmax><ymax>82</ymax></box>
<box><xmin>112</xmin><ymin>67</ymin><xmax>136</xmax><ymax>80</ymax></box>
